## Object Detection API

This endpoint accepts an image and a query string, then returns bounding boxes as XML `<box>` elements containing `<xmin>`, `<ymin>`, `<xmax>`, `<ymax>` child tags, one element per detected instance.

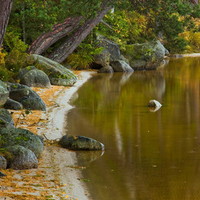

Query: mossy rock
<box><xmin>0</xmin><ymin>128</ymin><xmax>44</xmax><ymax>158</ymax></box>
<box><xmin>0</xmin><ymin>108</ymin><xmax>15</xmax><ymax>128</ymax></box>
<box><xmin>27</xmin><ymin>54</ymin><xmax>78</xmax><ymax>86</ymax></box>
<box><xmin>0</xmin><ymin>80</ymin><xmax>9</xmax><ymax>107</ymax></box>
<box><xmin>7</xmin><ymin>83</ymin><xmax>46</xmax><ymax>111</ymax></box>
<box><xmin>5</xmin><ymin>145</ymin><xmax>38</xmax><ymax>170</ymax></box>
<box><xmin>19</xmin><ymin>67</ymin><xmax>51</xmax><ymax>88</ymax></box>
<box><xmin>59</xmin><ymin>135</ymin><xmax>105</xmax><ymax>150</ymax></box>
<box><xmin>4</xmin><ymin>98</ymin><xmax>23</xmax><ymax>110</ymax></box>
<box><xmin>123</xmin><ymin>40</ymin><xmax>165</xmax><ymax>70</ymax></box>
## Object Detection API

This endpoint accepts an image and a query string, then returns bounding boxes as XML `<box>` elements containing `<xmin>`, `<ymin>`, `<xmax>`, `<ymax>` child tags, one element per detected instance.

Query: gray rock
<box><xmin>0</xmin><ymin>108</ymin><xmax>15</xmax><ymax>128</ymax></box>
<box><xmin>19</xmin><ymin>96</ymin><xmax>46</xmax><ymax>111</ymax></box>
<box><xmin>94</xmin><ymin>35</ymin><xmax>121</xmax><ymax>69</ymax></box>
<box><xmin>4</xmin><ymin>98</ymin><xmax>23</xmax><ymax>110</ymax></box>
<box><xmin>0</xmin><ymin>155</ymin><xmax>7</xmax><ymax>169</ymax></box>
<box><xmin>7</xmin><ymin>83</ymin><xmax>46</xmax><ymax>111</ymax></box>
<box><xmin>19</xmin><ymin>67</ymin><xmax>51</xmax><ymax>88</ymax></box>
<box><xmin>124</xmin><ymin>40</ymin><xmax>166</xmax><ymax>70</ymax></box>
<box><xmin>0</xmin><ymin>128</ymin><xmax>44</xmax><ymax>158</ymax></box>
<box><xmin>0</xmin><ymin>80</ymin><xmax>9</xmax><ymax>107</ymax></box>
<box><xmin>18</xmin><ymin>66</ymin><xmax>36</xmax><ymax>79</ymax></box>
<box><xmin>5</xmin><ymin>145</ymin><xmax>38</xmax><ymax>170</ymax></box>
<box><xmin>96</xmin><ymin>35</ymin><xmax>121</xmax><ymax>61</ymax></box>
<box><xmin>59</xmin><ymin>135</ymin><xmax>105</xmax><ymax>150</ymax></box>
<box><xmin>27</xmin><ymin>54</ymin><xmax>77</xmax><ymax>86</ymax></box>
<box><xmin>98</xmin><ymin>65</ymin><xmax>114</xmax><ymax>73</ymax></box>
<box><xmin>110</xmin><ymin>60</ymin><xmax>134</xmax><ymax>72</ymax></box>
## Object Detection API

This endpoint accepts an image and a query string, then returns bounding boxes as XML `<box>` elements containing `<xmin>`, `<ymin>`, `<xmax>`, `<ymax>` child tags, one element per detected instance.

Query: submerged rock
<box><xmin>147</xmin><ymin>99</ymin><xmax>162</xmax><ymax>108</ymax></box>
<box><xmin>148</xmin><ymin>100</ymin><xmax>162</xmax><ymax>112</ymax></box>
<box><xmin>59</xmin><ymin>135</ymin><xmax>105</xmax><ymax>150</ymax></box>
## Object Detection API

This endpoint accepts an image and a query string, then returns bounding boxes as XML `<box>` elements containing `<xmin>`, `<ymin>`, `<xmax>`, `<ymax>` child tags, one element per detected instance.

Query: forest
<box><xmin>1</xmin><ymin>0</ymin><xmax>200</xmax><ymax>81</ymax></box>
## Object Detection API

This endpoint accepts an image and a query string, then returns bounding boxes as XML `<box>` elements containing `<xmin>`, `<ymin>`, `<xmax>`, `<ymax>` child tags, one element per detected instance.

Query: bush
<box><xmin>180</xmin><ymin>31</ymin><xmax>200</xmax><ymax>52</ymax></box>
<box><xmin>2</xmin><ymin>31</ymin><xmax>29</xmax><ymax>81</ymax></box>
<box><xmin>66</xmin><ymin>43</ymin><xmax>103</xmax><ymax>70</ymax></box>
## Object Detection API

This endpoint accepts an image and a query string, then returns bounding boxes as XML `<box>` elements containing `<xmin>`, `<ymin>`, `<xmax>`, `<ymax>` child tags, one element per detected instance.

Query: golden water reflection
<box><xmin>67</xmin><ymin>57</ymin><xmax>200</xmax><ymax>200</ymax></box>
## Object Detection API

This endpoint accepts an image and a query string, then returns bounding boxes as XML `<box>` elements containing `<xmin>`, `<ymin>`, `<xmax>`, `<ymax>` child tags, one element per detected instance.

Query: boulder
<box><xmin>95</xmin><ymin>35</ymin><xmax>121</xmax><ymax>69</ymax></box>
<box><xmin>98</xmin><ymin>65</ymin><xmax>114</xmax><ymax>73</ymax></box>
<box><xmin>0</xmin><ymin>155</ymin><xmax>7</xmax><ymax>169</ymax></box>
<box><xmin>19</xmin><ymin>66</ymin><xmax>51</xmax><ymax>88</ymax></box>
<box><xmin>19</xmin><ymin>96</ymin><xmax>46</xmax><ymax>111</ymax></box>
<box><xmin>7</xmin><ymin>83</ymin><xmax>46</xmax><ymax>111</ymax></box>
<box><xmin>5</xmin><ymin>145</ymin><xmax>38</xmax><ymax>170</ymax></box>
<box><xmin>0</xmin><ymin>128</ymin><xmax>44</xmax><ymax>158</ymax></box>
<box><xmin>0</xmin><ymin>108</ymin><xmax>15</xmax><ymax>128</ymax></box>
<box><xmin>110</xmin><ymin>60</ymin><xmax>134</xmax><ymax>72</ymax></box>
<box><xmin>27</xmin><ymin>54</ymin><xmax>77</xmax><ymax>86</ymax></box>
<box><xmin>124</xmin><ymin>40</ymin><xmax>166</xmax><ymax>70</ymax></box>
<box><xmin>0</xmin><ymin>80</ymin><xmax>9</xmax><ymax>107</ymax></box>
<box><xmin>4</xmin><ymin>98</ymin><xmax>23</xmax><ymax>110</ymax></box>
<box><xmin>59</xmin><ymin>135</ymin><xmax>105</xmax><ymax>150</ymax></box>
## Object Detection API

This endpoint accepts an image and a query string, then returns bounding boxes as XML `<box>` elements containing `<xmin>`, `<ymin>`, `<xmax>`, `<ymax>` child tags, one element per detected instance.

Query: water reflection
<box><xmin>66</xmin><ymin>57</ymin><xmax>200</xmax><ymax>200</ymax></box>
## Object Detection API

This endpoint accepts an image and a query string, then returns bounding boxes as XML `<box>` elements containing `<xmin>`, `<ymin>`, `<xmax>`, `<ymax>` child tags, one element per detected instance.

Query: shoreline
<box><xmin>0</xmin><ymin>71</ymin><xmax>95</xmax><ymax>200</ymax></box>
<box><xmin>38</xmin><ymin>71</ymin><xmax>96</xmax><ymax>200</ymax></box>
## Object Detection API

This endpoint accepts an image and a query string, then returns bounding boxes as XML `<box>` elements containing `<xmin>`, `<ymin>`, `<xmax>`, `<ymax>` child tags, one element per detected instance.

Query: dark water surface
<box><xmin>66</xmin><ymin>57</ymin><xmax>200</xmax><ymax>200</ymax></box>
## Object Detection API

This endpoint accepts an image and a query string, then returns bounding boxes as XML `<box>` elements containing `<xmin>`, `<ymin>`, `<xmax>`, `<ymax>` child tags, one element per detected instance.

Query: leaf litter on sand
<box><xmin>0</xmin><ymin>85</ymin><xmax>75</xmax><ymax>200</ymax></box>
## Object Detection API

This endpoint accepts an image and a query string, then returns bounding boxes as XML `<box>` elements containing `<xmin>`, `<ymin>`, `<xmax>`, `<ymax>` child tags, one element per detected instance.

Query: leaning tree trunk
<box><xmin>0</xmin><ymin>0</ymin><xmax>13</xmax><ymax>49</ymax></box>
<box><xmin>27</xmin><ymin>16</ymin><xmax>83</xmax><ymax>55</ymax></box>
<box><xmin>48</xmin><ymin>5</ymin><xmax>111</xmax><ymax>63</ymax></box>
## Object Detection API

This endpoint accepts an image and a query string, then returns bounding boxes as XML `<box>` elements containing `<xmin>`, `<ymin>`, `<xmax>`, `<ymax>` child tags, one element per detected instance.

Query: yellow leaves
<box><xmin>0</xmin><ymin>48</ymin><xmax>6</xmax><ymax>66</ymax></box>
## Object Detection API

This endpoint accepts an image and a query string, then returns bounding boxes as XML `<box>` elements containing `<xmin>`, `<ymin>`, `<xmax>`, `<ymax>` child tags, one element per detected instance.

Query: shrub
<box><xmin>66</xmin><ymin>43</ymin><xmax>103</xmax><ymax>70</ymax></box>
<box><xmin>180</xmin><ymin>31</ymin><xmax>200</xmax><ymax>52</ymax></box>
<box><xmin>2</xmin><ymin>31</ymin><xmax>29</xmax><ymax>81</ymax></box>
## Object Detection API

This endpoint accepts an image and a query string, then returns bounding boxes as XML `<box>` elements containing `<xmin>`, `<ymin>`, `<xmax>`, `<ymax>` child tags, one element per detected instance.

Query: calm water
<box><xmin>66</xmin><ymin>57</ymin><xmax>200</xmax><ymax>200</ymax></box>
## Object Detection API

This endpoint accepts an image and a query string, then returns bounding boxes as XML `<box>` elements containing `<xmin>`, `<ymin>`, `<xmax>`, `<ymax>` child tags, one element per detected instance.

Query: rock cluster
<box><xmin>0</xmin><ymin>110</ymin><xmax>44</xmax><ymax>171</ymax></box>
<box><xmin>94</xmin><ymin>35</ymin><xmax>168</xmax><ymax>73</ymax></box>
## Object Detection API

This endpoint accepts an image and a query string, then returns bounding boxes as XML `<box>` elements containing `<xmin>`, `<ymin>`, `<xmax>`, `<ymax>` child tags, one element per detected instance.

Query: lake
<box><xmin>66</xmin><ymin>57</ymin><xmax>200</xmax><ymax>200</ymax></box>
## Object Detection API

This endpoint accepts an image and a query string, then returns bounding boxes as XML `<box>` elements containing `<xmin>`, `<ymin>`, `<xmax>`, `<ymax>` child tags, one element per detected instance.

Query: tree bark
<box><xmin>0</xmin><ymin>0</ymin><xmax>13</xmax><ymax>49</ymax></box>
<box><xmin>27</xmin><ymin>16</ymin><xmax>83</xmax><ymax>54</ymax></box>
<box><xmin>48</xmin><ymin>5</ymin><xmax>111</xmax><ymax>63</ymax></box>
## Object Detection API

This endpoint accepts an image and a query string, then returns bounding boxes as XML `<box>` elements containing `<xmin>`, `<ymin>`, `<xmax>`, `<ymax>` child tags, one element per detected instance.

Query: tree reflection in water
<box><xmin>66</xmin><ymin>57</ymin><xmax>200</xmax><ymax>200</ymax></box>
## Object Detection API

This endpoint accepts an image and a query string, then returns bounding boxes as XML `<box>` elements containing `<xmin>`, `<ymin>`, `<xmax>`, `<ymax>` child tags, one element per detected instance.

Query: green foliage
<box><xmin>165</xmin><ymin>36</ymin><xmax>188</xmax><ymax>53</ymax></box>
<box><xmin>2</xmin><ymin>31</ymin><xmax>29</xmax><ymax>81</ymax></box>
<box><xmin>66</xmin><ymin>43</ymin><xmax>104</xmax><ymax>70</ymax></box>
<box><xmin>180</xmin><ymin>30</ymin><xmax>200</xmax><ymax>52</ymax></box>
<box><xmin>0</xmin><ymin>49</ymin><xmax>12</xmax><ymax>81</ymax></box>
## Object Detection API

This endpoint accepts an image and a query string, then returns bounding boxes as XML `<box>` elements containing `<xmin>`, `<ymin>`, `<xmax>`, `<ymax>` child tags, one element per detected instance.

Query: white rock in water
<box><xmin>147</xmin><ymin>100</ymin><xmax>162</xmax><ymax>108</ymax></box>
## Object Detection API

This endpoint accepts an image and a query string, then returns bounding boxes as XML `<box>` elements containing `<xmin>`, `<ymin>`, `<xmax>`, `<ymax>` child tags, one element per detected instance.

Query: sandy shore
<box><xmin>0</xmin><ymin>71</ymin><xmax>95</xmax><ymax>200</ymax></box>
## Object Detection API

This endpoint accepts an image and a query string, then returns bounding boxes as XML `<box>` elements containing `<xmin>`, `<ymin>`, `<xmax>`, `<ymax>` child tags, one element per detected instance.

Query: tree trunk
<box><xmin>0</xmin><ymin>0</ymin><xmax>13</xmax><ymax>49</ymax></box>
<box><xmin>191</xmin><ymin>0</ymin><xmax>198</xmax><ymax>4</ymax></box>
<box><xmin>48</xmin><ymin>5</ymin><xmax>111</xmax><ymax>63</ymax></box>
<box><xmin>27</xmin><ymin>16</ymin><xmax>83</xmax><ymax>55</ymax></box>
